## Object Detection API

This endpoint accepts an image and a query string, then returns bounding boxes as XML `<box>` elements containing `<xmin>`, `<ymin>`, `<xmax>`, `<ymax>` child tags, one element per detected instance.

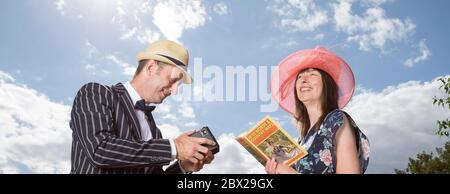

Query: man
<box><xmin>70</xmin><ymin>40</ymin><xmax>215</xmax><ymax>174</ymax></box>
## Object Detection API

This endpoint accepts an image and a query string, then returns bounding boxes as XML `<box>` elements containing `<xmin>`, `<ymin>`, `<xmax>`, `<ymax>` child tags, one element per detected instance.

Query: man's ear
<box><xmin>145</xmin><ymin>60</ymin><xmax>159</xmax><ymax>75</ymax></box>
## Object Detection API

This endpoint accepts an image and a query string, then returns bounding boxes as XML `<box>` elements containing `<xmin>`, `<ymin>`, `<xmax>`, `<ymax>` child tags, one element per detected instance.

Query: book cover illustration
<box><xmin>236</xmin><ymin>116</ymin><xmax>308</xmax><ymax>166</ymax></box>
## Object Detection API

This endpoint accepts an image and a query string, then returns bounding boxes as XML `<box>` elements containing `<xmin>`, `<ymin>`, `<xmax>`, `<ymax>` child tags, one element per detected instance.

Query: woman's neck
<box><xmin>304</xmin><ymin>100</ymin><xmax>323</xmax><ymax>129</ymax></box>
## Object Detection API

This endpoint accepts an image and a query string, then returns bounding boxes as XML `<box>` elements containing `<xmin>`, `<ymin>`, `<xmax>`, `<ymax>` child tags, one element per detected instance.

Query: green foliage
<box><xmin>432</xmin><ymin>77</ymin><xmax>450</xmax><ymax>137</ymax></box>
<box><xmin>395</xmin><ymin>141</ymin><xmax>450</xmax><ymax>174</ymax></box>
<box><xmin>395</xmin><ymin>77</ymin><xmax>450</xmax><ymax>173</ymax></box>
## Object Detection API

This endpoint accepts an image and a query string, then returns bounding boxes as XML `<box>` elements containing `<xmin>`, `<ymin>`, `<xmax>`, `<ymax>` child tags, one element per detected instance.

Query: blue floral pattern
<box><xmin>292</xmin><ymin>110</ymin><xmax>370</xmax><ymax>174</ymax></box>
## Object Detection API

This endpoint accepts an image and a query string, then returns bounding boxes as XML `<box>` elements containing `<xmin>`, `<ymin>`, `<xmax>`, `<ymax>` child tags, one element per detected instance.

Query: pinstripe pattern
<box><xmin>70</xmin><ymin>82</ymin><xmax>182</xmax><ymax>174</ymax></box>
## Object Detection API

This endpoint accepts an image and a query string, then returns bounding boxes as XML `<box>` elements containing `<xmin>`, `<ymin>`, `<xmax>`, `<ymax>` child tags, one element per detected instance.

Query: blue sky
<box><xmin>0</xmin><ymin>0</ymin><xmax>449</xmax><ymax>174</ymax></box>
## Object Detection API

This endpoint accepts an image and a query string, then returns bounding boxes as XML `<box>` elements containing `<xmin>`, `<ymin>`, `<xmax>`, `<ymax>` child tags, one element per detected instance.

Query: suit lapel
<box><xmin>112</xmin><ymin>83</ymin><xmax>142</xmax><ymax>140</ymax></box>
<box><xmin>146</xmin><ymin>113</ymin><xmax>161</xmax><ymax>139</ymax></box>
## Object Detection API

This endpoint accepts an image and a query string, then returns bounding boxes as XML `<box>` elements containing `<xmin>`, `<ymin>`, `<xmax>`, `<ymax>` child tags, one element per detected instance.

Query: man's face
<box><xmin>146</xmin><ymin>62</ymin><xmax>184</xmax><ymax>104</ymax></box>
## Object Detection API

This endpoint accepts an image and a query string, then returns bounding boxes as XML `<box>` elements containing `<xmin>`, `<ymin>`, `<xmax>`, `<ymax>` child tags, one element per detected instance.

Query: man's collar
<box><xmin>124</xmin><ymin>81</ymin><xmax>157</xmax><ymax>106</ymax></box>
<box><xmin>124</xmin><ymin>81</ymin><xmax>143</xmax><ymax>105</ymax></box>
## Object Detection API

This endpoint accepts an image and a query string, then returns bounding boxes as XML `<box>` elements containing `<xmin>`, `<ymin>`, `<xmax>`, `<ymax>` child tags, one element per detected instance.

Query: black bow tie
<box><xmin>134</xmin><ymin>99</ymin><xmax>156</xmax><ymax>113</ymax></box>
<box><xmin>134</xmin><ymin>99</ymin><xmax>159</xmax><ymax>139</ymax></box>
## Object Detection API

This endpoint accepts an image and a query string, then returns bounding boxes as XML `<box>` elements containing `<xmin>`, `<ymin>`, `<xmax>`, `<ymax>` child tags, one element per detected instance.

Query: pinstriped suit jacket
<box><xmin>70</xmin><ymin>82</ymin><xmax>182</xmax><ymax>174</ymax></box>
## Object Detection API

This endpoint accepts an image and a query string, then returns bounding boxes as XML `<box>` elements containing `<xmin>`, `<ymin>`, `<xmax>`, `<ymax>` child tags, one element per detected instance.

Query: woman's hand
<box><xmin>265</xmin><ymin>158</ymin><xmax>278</xmax><ymax>174</ymax></box>
<box><xmin>265</xmin><ymin>158</ymin><xmax>298</xmax><ymax>174</ymax></box>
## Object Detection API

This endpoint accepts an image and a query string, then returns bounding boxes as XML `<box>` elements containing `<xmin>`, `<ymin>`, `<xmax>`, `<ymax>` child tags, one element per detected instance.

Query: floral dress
<box><xmin>292</xmin><ymin>109</ymin><xmax>370</xmax><ymax>174</ymax></box>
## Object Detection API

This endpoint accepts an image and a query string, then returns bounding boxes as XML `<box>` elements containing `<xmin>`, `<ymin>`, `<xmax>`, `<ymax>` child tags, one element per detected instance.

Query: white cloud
<box><xmin>213</xmin><ymin>2</ymin><xmax>228</xmax><ymax>16</ymax></box>
<box><xmin>136</xmin><ymin>29</ymin><xmax>161</xmax><ymax>45</ymax></box>
<box><xmin>154</xmin><ymin>103</ymin><xmax>171</xmax><ymax>114</ymax></box>
<box><xmin>121</xmin><ymin>63</ymin><xmax>136</xmax><ymax>76</ymax></box>
<box><xmin>404</xmin><ymin>39</ymin><xmax>431</xmax><ymax>68</ymax></box>
<box><xmin>119</xmin><ymin>27</ymin><xmax>137</xmax><ymax>40</ymax></box>
<box><xmin>344</xmin><ymin>75</ymin><xmax>450</xmax><ymax>173</ymax></box>
<box><xmin>106</xmin><ymin>54</ymin><xmax>122</xmax><ymax>65</ymax></box>
<box><xmin>312</xmin><ymin>33</ymin><xmax>325</xmax><ymax>40</ymax></box>
<box><xmin>153</xmin><ymin>99</ymin><xmax>200</xmax><ymax>135</ymax></box>
<box><xmin>55</xmin><ymin>0</ymin><xmax>66</xmax><ymax>15</ymax></box>
<box><xmin>101</xmin><ymin>69</ymin><xmax>112</xmax><ymax>75</ymax></box>
<box><xmin>54</xmin><ymin>0</ymin><xmax>83</xmax><ymax>19</ymax></box>
<box><xmin>111</xmin><ymin>1</ymin><xmax>162</xmax><ymax>44</ymax></box>
<box><xmin>261</xmin><ymin>37</ymin><xmax>302</xmax><ymax>49</ymax></box>
<box><xmin>152</xmin><ymin>0</ymin><xmax>208</xmax><ymax>41</ymax></box>
<box><xmin>157</xmin><ymin>124</ymin><xmax>182</xmax><ymax>139</ymax></box>
<box><xmin>0</xmin><ymin>71</ymin><xmax>71</xmax><ymax>173</ymax></box>
<box><xmin>280</xmin><ymin>40</ymin><xmax>298</xmax><ymax>48</ymax></box>
<box><xmin>332</xmin><ymin>0</ymin><xmax>415</xmax><ymax>51</ymax></box>
<box><xmin>267</xmin><ymin>0</ymin><xmax>416</xmax><ymax>52</ymax></box>
<box><xmin>361</xmin><ymin>0</ymin><xmax>392</xmax><ymax>6</ymax></box>
<box><xmin>83</xmin><ymin>40</ymin><xmax>136</xmax><ymax>76</ymax></box>
<box><xmin>190</xmin><ymin>81</ymin><xmax>222</xmax><ymax>102</ymax></box>
<box><xmin>83</xmin><ymin>40</ymin><xmax>116</xmax><ymax>76</ymax></box>
<box><xmin>0</xmin><ymin>71</ymin><xmax>15</xmax><ymax>82</ymax></box>
<box><xmin>185</xmin><ymin>121</ymin><xmax>199</xmax><ymax>128</ymax></box>
<box><xmin>267</xmin><ymin>0</ymin><xmax>328</xmax><ymax>32</ymax></box>
<box><xmin>55</xmin><ymin>0</ymin><xmax>212</xmax><ymax>44</ymax></box>
<box><xmin>116</xmin><ymin>1</ymin><xmax>126</xmax><ymax>16</ymax></box>
<box><xmin>85</xmin><ymin>40</ymin><xmax>99</xmax><ymax>58</ymax></box>
<box><xmin>85</xmin><ymin>63</ymin><xmax>96</xmax><ymax>70</ymax></box>
<box><xmin>200</xmin><ymin>133</ymin><xmax>265</xmax><ymax>174</ymax></box>
<box><xmin>193</xmin><ymin>84</ymin><xmax>203</xmax><ymax>99</ymax></box>
<box><xmin>84</xmin><ymin>63</ymin><xmax>111</xmax><ymax>75</ymax></box>
<box><xmin>162</xmin><ymin>113</ymin><xmax>177</xmax><ymax>121</ymax></box>
<box><xmin>178</xmin><ymin>102</ymin><xmax>196</xmax><ymax>119</ymax></box>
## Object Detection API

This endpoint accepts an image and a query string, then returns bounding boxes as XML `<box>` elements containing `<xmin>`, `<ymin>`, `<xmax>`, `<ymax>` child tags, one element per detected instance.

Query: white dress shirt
<box><xmin>124</xmin><ymin>82</ymin><xmax>177</xmax><ymax>160</ymax></box>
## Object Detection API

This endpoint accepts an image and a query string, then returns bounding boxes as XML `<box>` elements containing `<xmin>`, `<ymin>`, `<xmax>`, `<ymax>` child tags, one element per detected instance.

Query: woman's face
<box><xmin>295</xmin><ymin>68</ymin><xmax>323</xmax><ymax>104</ymax></box>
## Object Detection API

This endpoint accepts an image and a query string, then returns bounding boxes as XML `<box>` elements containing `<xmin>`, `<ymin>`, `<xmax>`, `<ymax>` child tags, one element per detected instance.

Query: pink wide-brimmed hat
<box><xmin>270</xmin><ymin>47</ymin><xmax>355</xmax><ymax>115</ymax></box>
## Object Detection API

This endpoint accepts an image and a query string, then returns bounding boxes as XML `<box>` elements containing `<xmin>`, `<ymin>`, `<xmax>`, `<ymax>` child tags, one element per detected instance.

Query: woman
<box><xmin>266</xmin><ymin>47</ymin><xmax>370</xmax><ymax>174</ymax></box>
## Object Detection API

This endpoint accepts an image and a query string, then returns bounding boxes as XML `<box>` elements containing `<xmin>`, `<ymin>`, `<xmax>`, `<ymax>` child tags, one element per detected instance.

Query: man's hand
<box><xmin>174</xmin><ymin>130</ymin><xmax>215</xmax><ymax>164</ymax></box>
<box><xmin>203</xmin><ymin>150</ymin><xmax>214</xmax><ymax>164</ymax></box>
<box><xmin>180</xmin><ymin>151</ymin><xmax>215</xmax><ymax>173</ymax></box>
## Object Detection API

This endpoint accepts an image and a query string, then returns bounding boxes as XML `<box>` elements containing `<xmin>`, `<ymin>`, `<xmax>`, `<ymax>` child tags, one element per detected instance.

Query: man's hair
<box><xmin>134</xmin><ymin>59</ymin><xmax>169</xmax><ymax>78</ymax></box>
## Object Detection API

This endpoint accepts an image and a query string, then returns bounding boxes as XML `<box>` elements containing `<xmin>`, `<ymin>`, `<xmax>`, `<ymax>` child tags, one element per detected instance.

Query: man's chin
<box><xmin>155</xmin><ymin>96</ymin><xmax>169</xmax><ymax>104</ymax></box>
<box><xmin>154</xmin><ymin>99</ymin><xmax>163</xmax><ymax>104</ymax></box>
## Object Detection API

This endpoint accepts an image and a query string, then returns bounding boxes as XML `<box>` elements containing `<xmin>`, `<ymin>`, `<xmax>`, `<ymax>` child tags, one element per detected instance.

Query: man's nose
<box><xmin>170</xmin><ymin>83</ymin><xmax>179</xmax><ymax>95</ymax></box>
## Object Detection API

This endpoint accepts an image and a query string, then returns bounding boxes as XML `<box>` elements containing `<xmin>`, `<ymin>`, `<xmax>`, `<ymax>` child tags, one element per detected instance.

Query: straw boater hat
<box><xmin>137</xmin><ymin>40</ymin><xmax>192</xmax><ymax>84</ymax></box>
<box><xmin>270</xmin><ymin>47</ymin><xmax>355</xmax><ymax>115</ymax></box>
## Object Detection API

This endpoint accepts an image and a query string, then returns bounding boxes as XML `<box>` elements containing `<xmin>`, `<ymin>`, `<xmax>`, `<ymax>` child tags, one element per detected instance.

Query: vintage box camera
<box><xmin>189</xmin><ymin>126</ymin><xmax>220</xmax><ymax>154</ymax></box>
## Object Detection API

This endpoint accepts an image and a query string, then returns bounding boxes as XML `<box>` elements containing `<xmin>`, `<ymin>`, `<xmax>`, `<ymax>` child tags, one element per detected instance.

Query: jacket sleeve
<box><xmin>150</xmin><ymin>160</ymin><xmax>185</xmax><ymax>174</ymax></box>
<box><xmin>70</xmin><ymin>83</ymin><xmax>172</xmax><ymax>168</ymax></box>
<box><xmin>164</xmin><ymin>161</ymin><xmax>184</xmax><ymax>174</ymax></box>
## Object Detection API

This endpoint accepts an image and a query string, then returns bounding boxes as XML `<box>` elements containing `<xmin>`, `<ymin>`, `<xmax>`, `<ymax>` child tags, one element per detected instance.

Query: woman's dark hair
<box><xmin>294</xmin><ymin>68</ymin><xmax>339</xmax><ymax>138</ymax></box>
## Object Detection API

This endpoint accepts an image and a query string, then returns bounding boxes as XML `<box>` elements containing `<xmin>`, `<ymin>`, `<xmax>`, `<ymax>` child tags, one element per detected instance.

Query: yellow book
<box><xmin>236</xmin><ymin>116</ymin><xmax>308</xmax><ymax>166</ymax></box>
